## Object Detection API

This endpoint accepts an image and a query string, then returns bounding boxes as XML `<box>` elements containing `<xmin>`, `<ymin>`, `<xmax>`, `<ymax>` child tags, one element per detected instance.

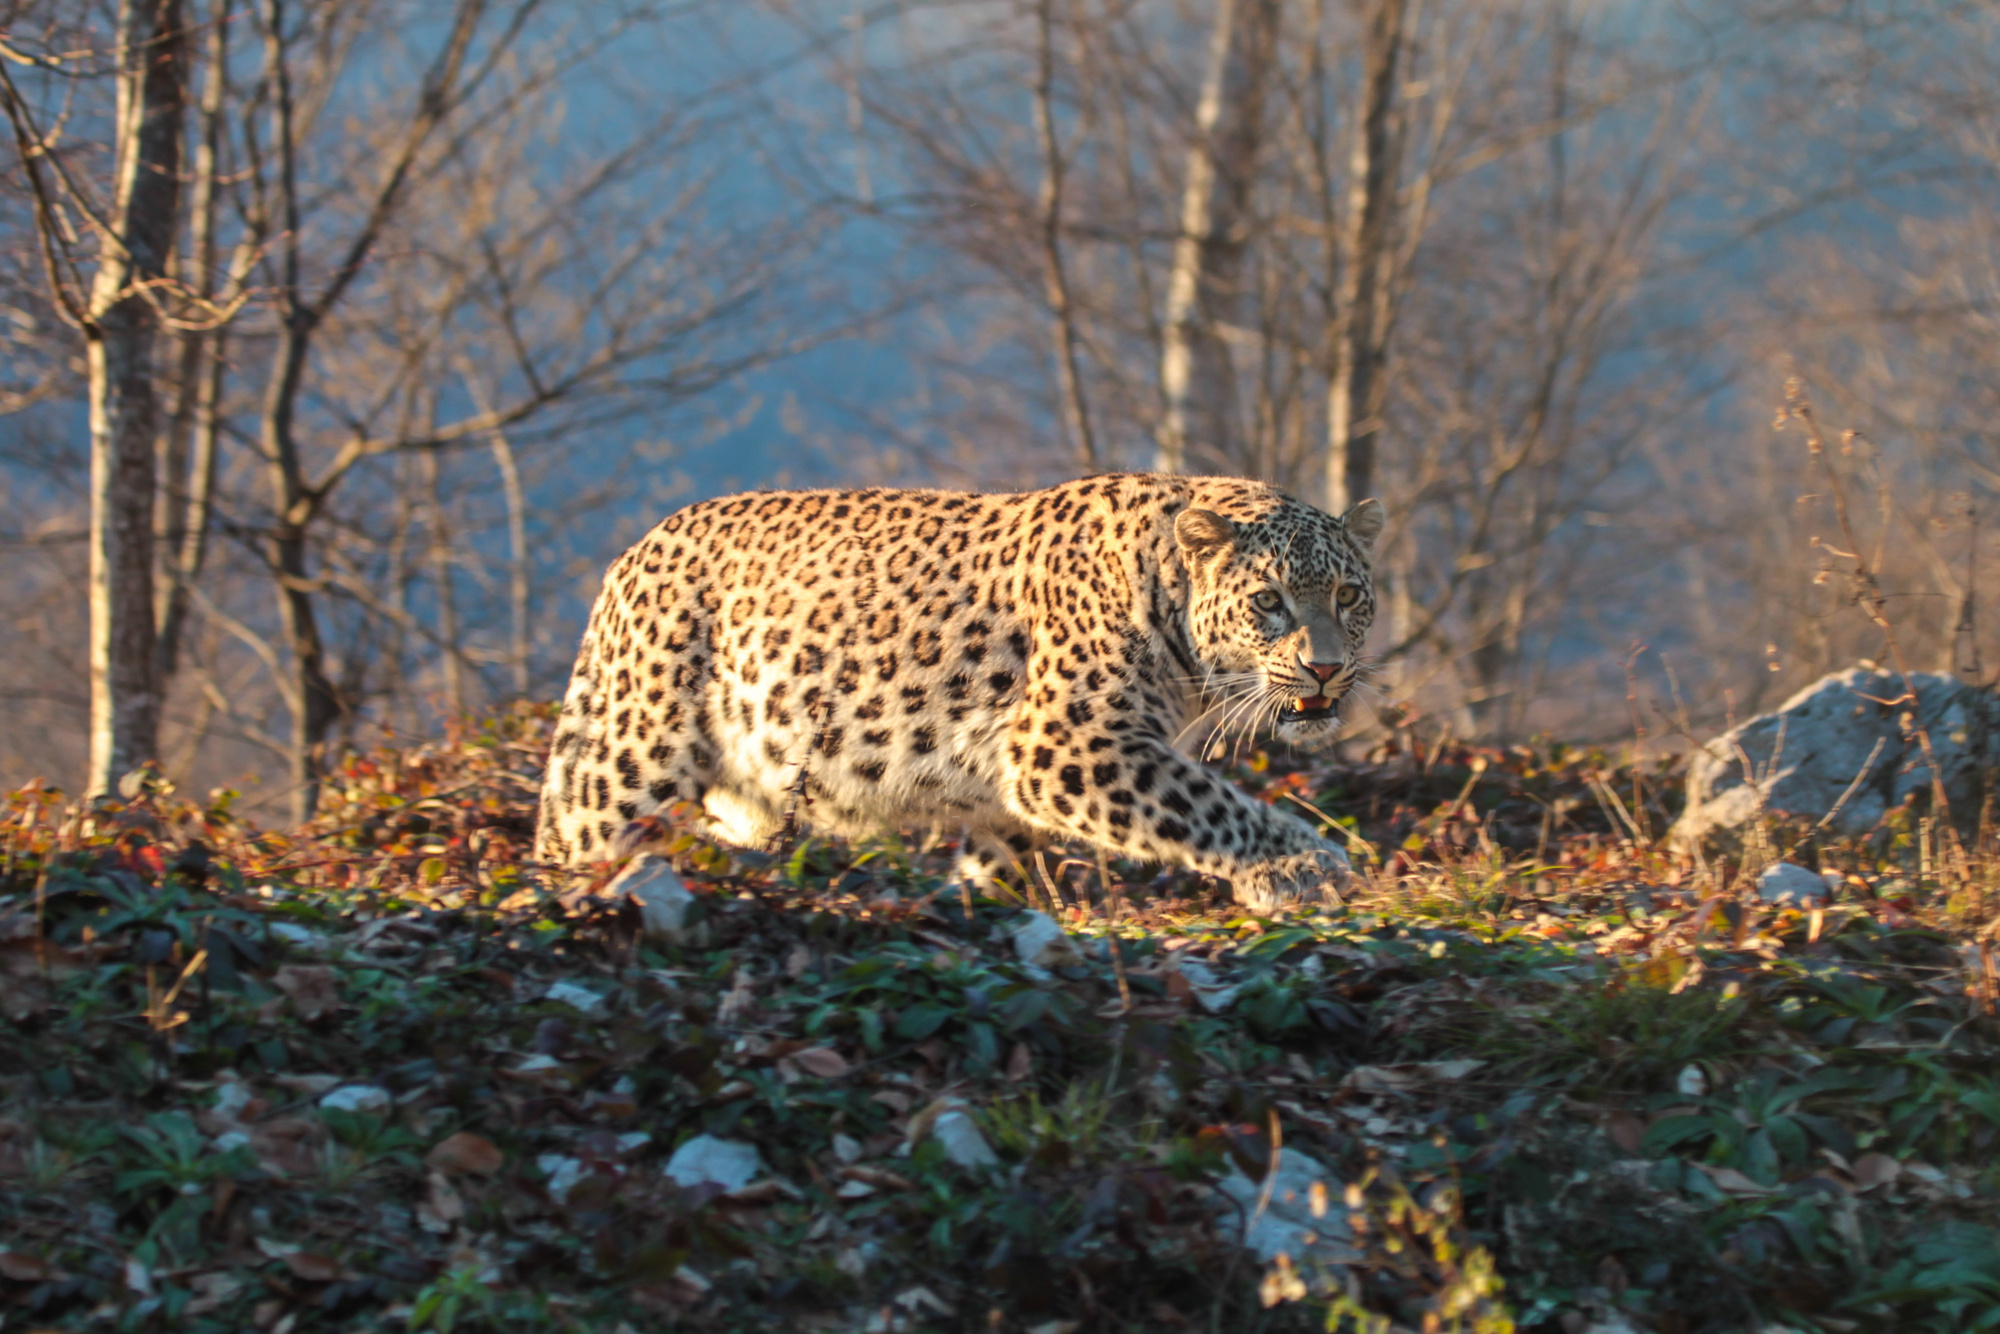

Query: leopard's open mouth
<box><xmin>1280</xmin><ymin>694</ymin><xmax>1337</xmax><ymax>723</ymax></box>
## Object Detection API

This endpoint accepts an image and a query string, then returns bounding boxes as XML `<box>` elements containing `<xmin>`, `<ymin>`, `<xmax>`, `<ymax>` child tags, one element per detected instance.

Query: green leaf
<box><xmin>1641</xmin><ymin>1115</ymin><xmax>1713</xmax><ymax>1156</ymax></box>
<box><xmin>895</xmin><ymin>1002</ymin><xmax>955</xmax><ymax>1041</ymax></box>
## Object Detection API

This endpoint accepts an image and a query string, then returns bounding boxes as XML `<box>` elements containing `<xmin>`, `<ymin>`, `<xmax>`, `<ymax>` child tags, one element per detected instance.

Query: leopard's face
<box><xmin>1175</xmin><ymin>498</ymin><xmax>1385</xmax><ymax>752</ymax></box>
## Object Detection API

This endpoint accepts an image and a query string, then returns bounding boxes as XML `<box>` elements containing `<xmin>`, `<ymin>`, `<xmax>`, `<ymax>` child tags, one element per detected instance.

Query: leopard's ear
<box><xmin>1174</xmin><ymin>508</ymin><xmax>1237</xmax><ymax>560</ymax></box>
<box><xmin>1339</xmin><ymin>499</ymin><xmax>1385</xmax><ymax>558</ymax></box>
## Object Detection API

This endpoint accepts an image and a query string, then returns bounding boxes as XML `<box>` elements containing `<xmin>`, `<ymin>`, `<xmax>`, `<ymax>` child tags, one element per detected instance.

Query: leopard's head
<box><xmin>1175</xmin><ymin>495</ymin><xmax>1384</xmax><ymax>753</ymax></box>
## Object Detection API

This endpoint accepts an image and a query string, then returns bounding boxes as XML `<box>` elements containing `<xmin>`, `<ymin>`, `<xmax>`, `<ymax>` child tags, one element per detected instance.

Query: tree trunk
<box><xmin>1327</xmin><ymin>0</ymin><xmax>1405</xmax><ymax>515</ymax></box>
<box><xmin>1032</xmin><ymin>0</ymin><xmax>1097</xmax><ymax>470</ymax></box>
<box><xmin>85</xmin><ymin>0</ymin><xmax>188</xmax><ymax>798</ymax></box>
<box><xmin>156</xmin><ymin>0</ymin><xmax>231</xmax><ymax>686</ymax></box>
<box><xmin>1155</xmin><ymin>0</ymin><xmax>1279</xmax><ymax>475</ymax></box>
<box><xmin>492</xmin><ymin>431</ymin><xmax>531</xmax><ymax>698</ymax></box>
<box><xmin>264</xmin><ymin>321</ymin><xmax>345</xmax><ymax>823</ymax></box>
<box><xmin>422</xmin><ymin>447</ymin><xmax>465</xmax><ymax>715</ymax></box>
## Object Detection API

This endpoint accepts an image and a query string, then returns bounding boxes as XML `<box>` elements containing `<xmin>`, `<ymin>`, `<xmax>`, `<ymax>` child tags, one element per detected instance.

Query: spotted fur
<box><xmin>534</xmin><ymin>473</ymin><xmax>1384</xmax><ymax>910</ymax></box>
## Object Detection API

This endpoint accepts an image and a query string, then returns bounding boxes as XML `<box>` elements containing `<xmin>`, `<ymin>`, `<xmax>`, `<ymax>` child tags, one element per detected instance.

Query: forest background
<box><xmin>4</xmin><ymin>0</ymin><xmax>1997</xmax><ymax>821</ymax></box>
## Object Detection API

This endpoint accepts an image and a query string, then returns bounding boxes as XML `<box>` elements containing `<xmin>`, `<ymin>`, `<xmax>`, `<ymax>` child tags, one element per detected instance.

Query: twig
<box><xmin>1783</xmin><ymin>735</ymin><xmax>1887</xmax><ymax>864</ymax></box>
<box><xmin>1784</xmin><ymin>382</ymin><xmax>1966</xmax><ymax>882</ymax></box>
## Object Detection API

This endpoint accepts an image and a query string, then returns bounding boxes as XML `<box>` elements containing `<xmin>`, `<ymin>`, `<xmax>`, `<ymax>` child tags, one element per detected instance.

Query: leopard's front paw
<box><xmin>1231</xmin><ymin>845</ymin><xmax>1351</xmax><ymax>913</ymax></box>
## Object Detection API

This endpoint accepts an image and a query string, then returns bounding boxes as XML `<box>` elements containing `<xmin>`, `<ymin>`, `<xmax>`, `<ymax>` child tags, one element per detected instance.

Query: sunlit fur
<box><xmin>1175</xmin><ymin>493</ymin><xmax>1382</xmax><ymax>761</ymax></box>
<box><xmin>537</xmin><ymin>473</ymin><xmax>1380</xmax><ymax>911</ymax></box>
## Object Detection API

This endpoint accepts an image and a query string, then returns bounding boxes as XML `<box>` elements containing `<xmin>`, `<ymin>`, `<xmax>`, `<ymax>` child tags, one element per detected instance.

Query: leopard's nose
<box><xmin>1300</xmin><ymin>659</ymin><xmax>1341</xmax><ymax>685</ymax></box>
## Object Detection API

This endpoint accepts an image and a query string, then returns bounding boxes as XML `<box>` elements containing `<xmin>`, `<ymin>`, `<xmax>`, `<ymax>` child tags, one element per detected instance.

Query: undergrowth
<box><xmin>2</xmin><ymin>705</ymin><xmax>1998</xmax><ymax>1333</ymax></box>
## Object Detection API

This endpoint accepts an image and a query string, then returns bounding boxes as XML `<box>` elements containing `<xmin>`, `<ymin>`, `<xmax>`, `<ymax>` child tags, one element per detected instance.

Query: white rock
<box><xmin>1012</xmin><ymin>912</ymin><xmax>1083</xmax><ymax>970</ymax></box>
<box><xmin>537</xmin><ymin>1153</ymin><xmax>587</xmax><ymax>1203</ymax></box>
<box><xmin>1757</xmin><ymin>861</ymin><xmax>1831</xmax><ymax>907</ymax></box>
<box><xmin>1172</xmin><ymin>958</ymin><xmax>1243</xmax><ymax>1013</ymax></box>
<box><xmin>267</xmin><ymin>921</ymin><xmax>329</xmax><ymax>950</ymax></box>
<box><xmin>1672</xmin><ymin>665</ymin><xmax>1999</xmax><ymax>850</ymax></box>
<box><xmin>606</xmin><ymin>855</ymin><xmax>697</xmax><ymax>943</ymax></box>
<box><xmin>930</xmin><ymin>1110</ymin><xmax>999</xmax><ymax>1171</ymax></box>
<box><xmin>543</xmin><ymin>980</ymin><xmax>607</xmax><ymax>1014</ymax></box>
<box><xmin>1676</xmin><ymin>1064</ymin><xmax>1708</xmax><ymax>1098</ymax></box>
<box><xmin>665</xmin><ymin>1134</ymin><xmax>763</xmax><ymax>1192</ymax></box>
<box><xmin>319</xmin><ymin>1084</ymin><xmax>391</xmax><ymax>1114</ymax></box>
<box><xmin>212</xmin><ymin>1078</ymin><xmax>256</xmax><ymax>1121</ymax></box>
<box><xmin>1213</xmin><ymin>1148</ymin><xmax>1359</xmax><ymax>1276</ymax></box>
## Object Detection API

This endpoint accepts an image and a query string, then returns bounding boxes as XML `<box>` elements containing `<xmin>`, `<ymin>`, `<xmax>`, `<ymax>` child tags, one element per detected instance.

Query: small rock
<box><xmin>665</xmin><ymin>1134</ymin><xmax>763</xmax><ymax>1192</ymax></box>
<box><xmin>1757</xmin><ymin>861</ymin><xmax>1831</xmax><ymax>907</ymax></box>
<box><xmin>1172</xmin><ymin>958</ymin><xmax>1242</xmax><ymax>1013</ymax></box>
<box><xmin>537</xmin><ymin>1153</ymin><xmax>587</xmax><ymax>1203</ymax></box>
<box><xmin>1212</xmin><ymin>1147</ymin><xmax>1358</xmax><ymax>1276</ymax></box>
<box><xmin>1676</xmin><ymin>1064</ymin><xmax>1708</xmax><ymax>1098</ymax></box>
<box><xmin>318</xmin><ymin>1085</ymin><xmax>391</xmax><ymax>1114</ymax></box>
<box><xmin>1012</xmin><ymin>912</ymin><xmax>1083</xmax><ymax>970</ymax></box>
<box><xmin>212</xmin><ymin>1078</ymin><xmax>256</xmax><ymax>1121</ymax></box>
<box><xmin>543</xmin><ymin>980</ymin><xmax>607</xmax><ymax>1014</ymax></box>
<box><xmin>929</xmin><ymin>1109</ymin><xmax>999</xmax><ymax>1171</ymax></box>
<box><xmin>267</xmin><ymin>922</ymin><xmax>329</xmax><ymax>951</ymax></box>
<box><xmin>606</xmin><ymin>855</ymin><xmax>697</xmax><ymax>943</ymax></box>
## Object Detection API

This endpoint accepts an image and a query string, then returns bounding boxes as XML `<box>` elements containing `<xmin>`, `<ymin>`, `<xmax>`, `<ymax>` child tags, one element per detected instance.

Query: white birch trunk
<box><xmin>86</xmin><ymin>0</ymin><xmax>188</xmax><ymax>798</ymax></box>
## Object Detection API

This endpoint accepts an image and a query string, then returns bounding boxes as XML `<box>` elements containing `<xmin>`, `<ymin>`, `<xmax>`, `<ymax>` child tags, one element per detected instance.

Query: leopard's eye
<box><xmin>1252</xmin><ymin>589</ymin><xmax>1284</xmax><ymax>614</ymax></box>
<box><xmin>1334</xmin><ymin>584</ymin><xmax>1361</xmax><ymax>609</ymax></box>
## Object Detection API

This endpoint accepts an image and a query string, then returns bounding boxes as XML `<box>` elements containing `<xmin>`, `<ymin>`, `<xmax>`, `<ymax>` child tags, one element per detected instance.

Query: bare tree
<box><xmin>1155</xmin><ymin>0</ymin><xmax>1279</xmax><ymax>473</ymax></box>
<box><xmin>1</xmin><ymin>0</ymin><xmax>190</xmax><ymax>796</ymax></box>
<box><xmin>1325</xmin><ymin>0</ymin><xmax>1403</xmax><ymax>515</ymax></box>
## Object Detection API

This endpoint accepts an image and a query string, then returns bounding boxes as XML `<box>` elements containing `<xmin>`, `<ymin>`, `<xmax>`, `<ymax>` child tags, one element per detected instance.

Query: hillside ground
<box><xmin>4</xmin><ymin>706</ymin><xmax>1999</xmax><ymax>1333</ymax></box>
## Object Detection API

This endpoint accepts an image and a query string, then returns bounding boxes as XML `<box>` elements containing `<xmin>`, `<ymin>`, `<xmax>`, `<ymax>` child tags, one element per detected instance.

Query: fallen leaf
<box><xmin>0</xmin><ymin>1251</ymin><xmax>51</xmax><ymax>1282</ymax></box>
<box><xmin>1701</xmin><ymin>1165</ymin><xmax>1777</xmax><ymax>1196</ymax></box>
<box><xmin>272</xmin><ymin>965</ymin><xmax>341</xmax><ymax>1021</ymax></box>
<box><xmin>419</xmin><ymin>1170</ymin><xmax>465</xmax><ymax>1232</ymax></box>
<box><xmin>283</xmin><ymin>1253</ymin><xmax>342</xmax><ymax>1283</ymax></box>
<box><xmin>841</xmin><ymin>1165</ymin><xmax>916</xmax><ymax>1191</ymax></box>
<box><xmin>1604</xmin><ymin>1113</ymin><xmax>1646</xmax><ymax>1156</ymax></box>
<box><xmin>791</xmin><ymin>1046</ymin><xmax>850</xmax><ymax>1078</ymax></box>
<box><xmin>1851</xmin><ymin>1153</ymin><xmax>1901</xmax><ymax>1190</ymax></box>
<box><xmin>426</xmin><ymin>1132</ymin><xmax>503</xmax><ymax>1178</ymax></box>
<box><xmin>1006</xmin><ymin>1041</ymin><xmax>1033</xmax><ymax>1081</ymax></box>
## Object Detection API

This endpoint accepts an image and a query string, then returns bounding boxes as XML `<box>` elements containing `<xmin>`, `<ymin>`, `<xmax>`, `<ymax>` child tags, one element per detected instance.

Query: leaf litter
<box><xmin>1</xmin><ymin>707</ymin><xmax>1998</xmax><ymax>1331</ymax></box>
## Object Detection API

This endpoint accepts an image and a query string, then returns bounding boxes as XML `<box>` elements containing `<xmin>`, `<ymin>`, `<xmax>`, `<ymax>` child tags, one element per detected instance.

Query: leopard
<box><xmin>534</xmin><ymin>472</ymin><xmax>1384</xmax><ymax>911</ymax></box>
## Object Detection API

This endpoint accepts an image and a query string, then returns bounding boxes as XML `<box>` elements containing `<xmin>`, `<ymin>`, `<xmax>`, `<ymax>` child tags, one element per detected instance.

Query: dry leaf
<box><xmin>841</xmin><ymin>1165</ymin><xmax>916</xmax><ymax>1191</ymax></box>
<box><xmin>0</xmin><ymin>1250</ymin><xmax>51</xmax><ymax>1282</ymax></box>
<box><xmin>425</xmin><ymin>1132</ymin><xmax>503</xmax><ymax>1178</ymax></box>
<box><xmin>790</xmin><ymin>1046</ymin><xmax>850</xmax><ymax>1078</ymax></box>
<box><xmin>1005</xmin><ymin>1041</ymin><xmax>1033</xmax><ymax>1081</ymax></box>
<box><xmin>283</xmin><ymin>1252</ymin><xmax>342</xmax><ymax>1283</ymax></box>
<box><xmin>1851</xmin><ymin>1152</ymin><xmax>1901</xmax><ymax>1190</ymax></box>
<box><xmin>419</xmin><ymin>1170</ymin><xmax>465</xmax><ymax>1232</ymax></box>
<box><xmin>1702</xmin><ymin>1165</ymin><xmax>1776</xmax><ymax>1196</ymax></box>
<box><xmin>272</xmin><ymin>965</ymin><xmax>341</xmax><ymax>1022</ymax></box>
<box><xmin>1603</xmin><ymin>1113</ymin><xmax>1646</xmax><ymax>1156</ymax></box>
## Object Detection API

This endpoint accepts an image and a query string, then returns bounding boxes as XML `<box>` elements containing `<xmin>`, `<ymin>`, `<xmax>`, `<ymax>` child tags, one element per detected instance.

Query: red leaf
<box><xmin>426</xmin><ymin>1132</ymin><xmax>504</xmax><ymax>1178</ymax></box>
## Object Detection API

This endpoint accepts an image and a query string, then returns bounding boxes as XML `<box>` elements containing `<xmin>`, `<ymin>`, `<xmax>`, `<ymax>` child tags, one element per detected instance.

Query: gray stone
<box><xmin>1011</xmin><ymin>911</ymin><xmax>1082</xmax><ymax>970</ymax></box>
<box><xmin>1671</xmin><ymin>665</ymin><xmax>1998</xmax><ymax>852</ymax></box>
<box><xmin>1212</xmin><ymin>1147</ymin><xmax>1360</xmax><ymax>1277</ymax></box>
<box><xmin>605</xmin><ymin>854</ymin><xmax>697</xmax><ymax>943</ymax></box>
<box><xmin>665</xmin><ymin>1135</ymin><xmax>763</xmax><ymax>1192</ymax></box>
<box><xmin>1756</xmin><ymin>861</ymin><xmax>1832</xmax><ymax>907</ymax></box>
<box><xmin>319</xmin><ymin>1084</ymin><xmax>391</xmax><ymax>1114</ymax></box>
